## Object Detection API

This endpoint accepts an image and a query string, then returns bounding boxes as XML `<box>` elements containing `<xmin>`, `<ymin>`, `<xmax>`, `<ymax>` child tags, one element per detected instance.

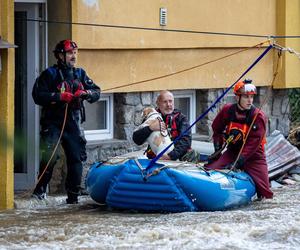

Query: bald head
<box><xmin>156</xmin><ymin>90</ymin><xmax>174</xmax><ymax>115</ymax></box>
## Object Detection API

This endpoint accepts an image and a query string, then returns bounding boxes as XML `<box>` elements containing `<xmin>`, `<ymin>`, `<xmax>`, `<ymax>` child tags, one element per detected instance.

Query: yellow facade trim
<box><xmin>274</xmin><ymin>0</ymin><xmax>300</xmax><ymax>89</ymax></box>
<box><xmin>0</xmin><ymin>0</ymin><xmax>15</xmax><ymax>210</ymax></box>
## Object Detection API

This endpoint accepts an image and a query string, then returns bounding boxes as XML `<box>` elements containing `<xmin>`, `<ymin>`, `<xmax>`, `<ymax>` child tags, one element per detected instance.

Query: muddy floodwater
<box><xmin>0</xmin><ymin>185</ymin><xmax>299</xmax><ymax>250</ymax></box>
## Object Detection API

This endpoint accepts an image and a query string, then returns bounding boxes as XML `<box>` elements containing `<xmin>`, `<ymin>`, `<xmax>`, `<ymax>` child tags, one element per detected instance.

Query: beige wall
<box><xmin>48</xmin><ymin>0</ymin><xmax>71</xmax><ymax>66</ymax></box>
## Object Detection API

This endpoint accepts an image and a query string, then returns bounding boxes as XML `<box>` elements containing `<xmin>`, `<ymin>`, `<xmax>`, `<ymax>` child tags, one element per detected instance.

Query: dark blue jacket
<box><xmin>32</xmin><ymin>64</ymin><xmax>100</xmax><ymax>126</ymax></box>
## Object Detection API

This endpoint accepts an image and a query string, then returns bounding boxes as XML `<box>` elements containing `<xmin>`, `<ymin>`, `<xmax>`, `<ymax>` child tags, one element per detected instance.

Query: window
<box><xmin>82</xmin><ymin>94</ymin><xmax>114</xmax><ymax>141</ymax></box>
<box><xmin>173</xmin><ymin>90</ymin><xmax>196</xmax><ymax>133</ymax></box>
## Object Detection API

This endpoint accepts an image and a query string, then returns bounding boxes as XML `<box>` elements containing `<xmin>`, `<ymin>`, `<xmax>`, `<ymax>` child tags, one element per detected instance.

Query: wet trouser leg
<box><xmin>33</xmin><ymin>126</ymin><xmax>61</xmax><ymax>195</ymax></box>
<box><xmin>61</xmin><ymin>126</ymin><xmax>86</xmax><ymax>201</ymax></box>
<box><xmin>244</xmin><ymin>158</ymin><xmax>273</xmax><ymax>199</ymax></box>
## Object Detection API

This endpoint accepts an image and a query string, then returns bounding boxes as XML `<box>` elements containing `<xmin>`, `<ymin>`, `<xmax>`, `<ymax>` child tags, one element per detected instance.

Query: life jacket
<box><xmin>226</xmin><ymin>104</ymin><xmax>266</xmax><ymax>151</ymax></box>
<box><xmin>165</xmin><ymin>112</ymin><xmax>180</xmax><ymax>139</ymax></box>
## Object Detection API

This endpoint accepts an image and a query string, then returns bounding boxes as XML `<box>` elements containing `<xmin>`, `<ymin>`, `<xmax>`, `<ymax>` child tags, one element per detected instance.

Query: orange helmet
<box><xmin>233</xmin><ymin>79</ymin><xmax>257</xmax><ymax>95</ymax></box>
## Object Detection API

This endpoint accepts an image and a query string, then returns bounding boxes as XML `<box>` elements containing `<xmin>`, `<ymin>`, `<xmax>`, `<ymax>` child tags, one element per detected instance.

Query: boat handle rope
<box><xmin>146</xmin><ymin>44</ymin><xmax>274</xmax><ymax>171</ymax></box>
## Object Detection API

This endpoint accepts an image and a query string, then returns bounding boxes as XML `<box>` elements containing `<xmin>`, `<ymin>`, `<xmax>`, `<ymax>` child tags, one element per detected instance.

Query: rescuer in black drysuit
<box><xmin>32</xmin><ymin>39</ymin><xmax>101</xmax><ymax>204</ymax></box>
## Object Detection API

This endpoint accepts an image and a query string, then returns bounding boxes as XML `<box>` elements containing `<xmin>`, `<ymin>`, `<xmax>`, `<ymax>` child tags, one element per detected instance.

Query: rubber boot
<box><xmin>66</xmin><ymin>192</ymin><xmax>78</xmax><ymax>204</ymax></box>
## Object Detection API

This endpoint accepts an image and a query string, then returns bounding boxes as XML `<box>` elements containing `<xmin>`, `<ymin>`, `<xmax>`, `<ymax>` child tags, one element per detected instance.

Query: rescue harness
<box><xmin>226</xmin><ymin>104</ymin><xmax>266</xmax><ymax>151</ymax></box>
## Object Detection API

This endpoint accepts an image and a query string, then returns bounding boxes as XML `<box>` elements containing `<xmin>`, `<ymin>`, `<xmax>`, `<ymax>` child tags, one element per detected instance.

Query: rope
<box><xmin>20</xmin><ymin>104</ymin><xmax>69</xmax><ymax>198</ymax></box>
<box><xmin>102</xmin><ymin>41</ymin><xmax>269</xmax><ymax>92</ymax></box>
<box><xmin>96</xmin><ymin>154</ymin><xmax>251</xmax><ymax>183</ymax></box>
<box><xmin>146</xmin><ymin>44</ymin><xmax>274</xmax><ymax>170</ymax></box>
<box><xmin>272</xmin><ymin>43</ymin><xmax>300</xmax><ymax>60</ymax></box>
<box><xmin>157</xmin><ymin>117</ymin><xmax>168</xmax><ymax>137</ymax></box>
<box><xmin>19</xmin><ymin>18</ymin><xmax>300</xmax><ymax>39</ymax></box>
<box><xmin>143</xmin><ymin>160</ymin><xmax>196</xmax><ymax>179</ymax></box>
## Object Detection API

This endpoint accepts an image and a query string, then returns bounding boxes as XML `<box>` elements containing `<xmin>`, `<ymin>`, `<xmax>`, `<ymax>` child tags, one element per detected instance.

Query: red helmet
<box><xmin>233</xmin><ymin>79</ymin><xmax>257</xmax><ymax>95</ymax></box>
<box><xmin>53</xmin><ymin>39</ymin><xmax>78</xmax><ymax>59</ymax></box>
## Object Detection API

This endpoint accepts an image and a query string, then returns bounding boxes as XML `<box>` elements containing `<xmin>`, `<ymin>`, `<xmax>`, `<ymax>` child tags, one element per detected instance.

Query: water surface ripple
<box><xmin>0</xmin><ymin>185</ymin><xmax>299</xmax><ymax>250</ymax></box>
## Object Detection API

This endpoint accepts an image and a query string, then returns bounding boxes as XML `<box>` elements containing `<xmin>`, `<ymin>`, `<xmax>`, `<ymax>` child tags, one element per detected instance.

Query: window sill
<box><xmin>86</xmin><ymin>138</ymin><xmax>128</xmax><ymax>147</ymax></box>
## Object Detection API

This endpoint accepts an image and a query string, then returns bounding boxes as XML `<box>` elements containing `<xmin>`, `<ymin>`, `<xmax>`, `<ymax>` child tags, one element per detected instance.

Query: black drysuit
<box><xmin>32</xmin><ymin>63</ymin><xmax>100</xmax><ymax>198</ymax></box>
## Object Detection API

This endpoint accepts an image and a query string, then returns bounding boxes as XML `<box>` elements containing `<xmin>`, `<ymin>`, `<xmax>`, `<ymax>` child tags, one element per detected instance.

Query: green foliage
<box><xmin>289</xmin><ymin>89</ymin><xmax>300</xmax><ymax>127</ymax></box>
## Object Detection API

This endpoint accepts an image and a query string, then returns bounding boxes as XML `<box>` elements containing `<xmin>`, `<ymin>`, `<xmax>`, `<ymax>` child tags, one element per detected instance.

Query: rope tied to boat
<box><xmin>144</xmin><ymin>166</ymin><xmax>168</xmax><ymax>180</ymax></box>
<box><xmin>143</xmin><ymin>160</ymin><xmax>202</xmax><ymax>180</ymax></box>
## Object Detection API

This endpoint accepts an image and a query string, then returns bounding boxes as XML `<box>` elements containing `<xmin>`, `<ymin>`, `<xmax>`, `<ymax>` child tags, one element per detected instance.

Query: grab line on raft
<box><xmin>146</xmin><ymin>44</ymin><xmax>274</xmax><ymax>170</ymax></box>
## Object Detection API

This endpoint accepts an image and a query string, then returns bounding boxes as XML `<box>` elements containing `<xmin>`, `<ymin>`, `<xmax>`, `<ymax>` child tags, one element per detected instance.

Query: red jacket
<box><xmin>208</xmin><ymin>103</ymin><xmax>273</xmax><ymax>199</ymax></box>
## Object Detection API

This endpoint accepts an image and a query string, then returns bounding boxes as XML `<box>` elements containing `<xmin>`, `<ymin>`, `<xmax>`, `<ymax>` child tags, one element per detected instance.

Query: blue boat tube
<box><xmin>86</xmin><ymin>158</ymin><xmax>256</xmax><ymax>212</ymax></box>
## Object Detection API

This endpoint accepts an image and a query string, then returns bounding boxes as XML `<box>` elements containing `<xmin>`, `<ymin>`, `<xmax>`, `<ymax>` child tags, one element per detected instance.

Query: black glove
<box><xmin>234</xmin><ymin>156</ymin><xmax>245</xmax><ymax>169</ymax></box>
<box><xmin>228</xmin><ymin>129</ymin><xmax>243</xmax><ymax>145</ymax></box>
<box><xmin>207</xmin><ymin>142</ymin><xmax>224</xmax><ymax>164</ymax></box>
<box><xmin>214</xmin><ymin>142</ymin><xmax>223</xmax><ymax>152</ymax></box>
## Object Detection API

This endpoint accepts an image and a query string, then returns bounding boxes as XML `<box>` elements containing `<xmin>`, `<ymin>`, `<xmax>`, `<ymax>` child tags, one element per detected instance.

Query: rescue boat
<box><xmin>86</xmin><ymin>158</ymin><xmax>256</xmax><ymax>212</ymax></box>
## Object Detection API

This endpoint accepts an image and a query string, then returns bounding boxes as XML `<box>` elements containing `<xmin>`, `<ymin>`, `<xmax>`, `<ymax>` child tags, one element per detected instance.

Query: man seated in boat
<box><xmin>205</xmin><ymin>79</ymin><xmax>273</xmax><ymax>199</ymax></box>
<box><xmin>133</xmin><ymin>90</ymin><xmax>192</xmax><ymax>161</ymax></box>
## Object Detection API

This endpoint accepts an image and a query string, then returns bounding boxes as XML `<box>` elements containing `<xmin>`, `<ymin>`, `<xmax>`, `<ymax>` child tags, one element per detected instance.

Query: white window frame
<box><xmin>172</xmin><ymin>90</ymin><xmax>196</xmax><ymax>134</ymax></box>
<box><xmin>84</xmin><ymin>93</ymin><xmax>114</xmax><ymax>141</ymax></box>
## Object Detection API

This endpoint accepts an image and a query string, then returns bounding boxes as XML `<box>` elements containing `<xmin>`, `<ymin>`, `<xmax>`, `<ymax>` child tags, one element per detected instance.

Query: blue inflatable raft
<box><xmin>86</xmin><ymin>158</ymin><xmax>256</xmax><ymax>212</ymax></box>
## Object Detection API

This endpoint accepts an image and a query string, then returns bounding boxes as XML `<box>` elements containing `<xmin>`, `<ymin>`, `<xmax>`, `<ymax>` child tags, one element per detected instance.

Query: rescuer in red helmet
<box><xmin>206</xmin><ymin>79</ymin><xmax>273</xmax><ymax>199</ymax></box>
<box><xmin>32</xmin><ymin>39</ymin><xmax>101</xmax><ymax>204</ymax></box>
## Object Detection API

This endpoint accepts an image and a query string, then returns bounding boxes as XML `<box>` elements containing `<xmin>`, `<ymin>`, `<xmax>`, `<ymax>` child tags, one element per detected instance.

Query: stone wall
<box><xmin>266</xmin><ymin>89</ymin><xmax>290</xmax><ymax>136</ymax></box>
<box><xmin>114</xmin><ymin>92</ymin><xmax>158</xmax><ymax>141</ymax></box>
<box><xmin>195</xmin><ymin>87</ymin><xmax>290</xmax><ymax>138</ymax></box>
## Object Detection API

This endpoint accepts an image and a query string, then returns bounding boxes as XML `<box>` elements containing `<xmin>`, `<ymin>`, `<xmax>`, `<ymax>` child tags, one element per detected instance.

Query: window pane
<box><xmin>174</xmin><ymin>97</ymin><xmax>190</xmax><ymax>120</ymax></box>
<box><xmin>83</xmin><ymin>100</ymin><xmax>107</xmax><ymax>130</ymax></box>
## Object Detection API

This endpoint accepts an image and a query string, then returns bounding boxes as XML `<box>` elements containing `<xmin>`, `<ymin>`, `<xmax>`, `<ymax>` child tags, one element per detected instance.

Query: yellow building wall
<box><xmin>274</xmin><ymin>0</ymin><xmax>300</xmax><ymax>89</ymax></box>
<box><xmin>79</xmin><ymin>47</ymin><xmax>273</xmax><ymax>93</ymax></box>
<box><xmin>73</xmin><ymin>0</ymin><xmax>275</xmax><ymax>49</ymax></box>
<box><xmin>48</xmin><ymin>0</ymin><xmax>72</xmax><ymax>66</ymax></box>
<box><xmin>0</xmin><ymin>0</ymin><xmax>15</xmax><ymax>210</ymax></box>
<box><xmin>71</xmin><ymin>0</ymin><xmax>277</xmax><ymax>92</ymax></box>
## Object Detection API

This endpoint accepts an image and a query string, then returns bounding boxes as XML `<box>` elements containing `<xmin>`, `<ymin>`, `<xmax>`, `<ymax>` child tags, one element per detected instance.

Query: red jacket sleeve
<box><xmin>212</xmin><ymin>104</ymin><xmax>231</xmax><ymax>147</ymax></box>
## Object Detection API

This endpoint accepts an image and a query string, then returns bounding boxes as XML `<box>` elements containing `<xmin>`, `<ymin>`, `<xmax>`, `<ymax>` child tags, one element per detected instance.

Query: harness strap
<box><xmin>165</xmin><ymin>112</ymin><xmax>180</xmax><ymax>139</ymax></box>
<box><xmin>226</xmin><ymin>105</ymin><xmax>266</xmax><ymax>150</ymax></box>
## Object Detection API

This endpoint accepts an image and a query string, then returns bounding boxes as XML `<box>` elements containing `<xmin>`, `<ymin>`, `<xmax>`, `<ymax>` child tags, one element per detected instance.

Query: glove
<box><xmin>234</xmin><ymin>156</ymin><xmax>245</xmax><ymax>170</ymax></box>
<box><xmin>74</xmin><ymin>89</ymin><xmax>88</xmax><ymax>99</ymax></box>
<box><xmin>227</xmin><ymin>129</ymin><xmax>244</xmax><ymax>150</ymax></box>
<box><xmin>182</xmin><ymin>150</ymin><xmax>201</xmax><ymax>163</ymax></box>
<box><xmin>207</xmin><ymin>142</ymin><xmax>224</xmax><ymax>164</ymax></box>
<box><xmin>213</xmin><ymin>142</ymin><xmax>223</xmax><ymax>152</ymax></box>
<box><xmin>60</xmin><ymin>92</ymin><xmax>74</xmax><ymax>103</ymax></box>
